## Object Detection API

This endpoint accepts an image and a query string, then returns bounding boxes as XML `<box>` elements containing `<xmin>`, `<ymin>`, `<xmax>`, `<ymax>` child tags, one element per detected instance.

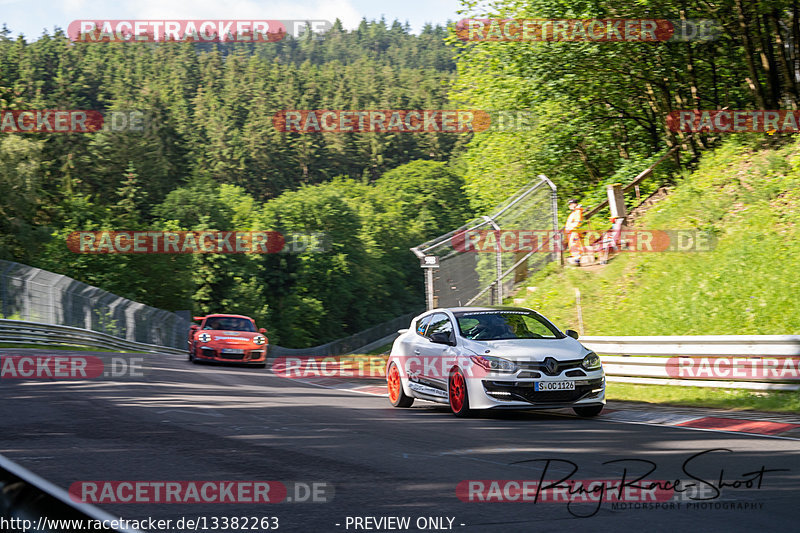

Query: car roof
<box><xmin>427</xmin><ymin>306</ymin><xmax>535</xmax><ymax>316</ymax></box>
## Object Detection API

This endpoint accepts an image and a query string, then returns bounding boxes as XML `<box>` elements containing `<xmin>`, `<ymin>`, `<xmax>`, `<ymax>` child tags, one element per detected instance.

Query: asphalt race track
<box><xmin>2</xmin><ymin>348</ymin><xmax>799</xmax><ymax>532</ymax></box>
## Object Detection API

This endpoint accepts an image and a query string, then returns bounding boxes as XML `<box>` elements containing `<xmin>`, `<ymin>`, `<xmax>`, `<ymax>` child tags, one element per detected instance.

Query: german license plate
<box><xmin>535</xmin><ymin>381</ymin><xmax>575</xmax><ymax>391</ymax></box>
<box><xmin>221</xmin><ymin>348</ymin><xmax>245</xmax><ymax>354</ymax></box>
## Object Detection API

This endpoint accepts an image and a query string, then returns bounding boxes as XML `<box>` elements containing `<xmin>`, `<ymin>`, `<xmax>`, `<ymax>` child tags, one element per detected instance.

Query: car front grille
<box><xmin>483</xmin><ymin>378</ymin><xmax>604</xmax><ymax>404</ymax></box>
<box><xmin>200</xmin><ymin>347</ymin><xmax>264</xmax><ymax>361</ymax></box>
<box><xmin>219</xmin><ymin>351</ymin><xmax>246</xmax><ymax>360</ymax></box>
<box><xmin>517</xmin><ymin>359</ymin><xmax>584</xmax><ymax>375</ymax></box>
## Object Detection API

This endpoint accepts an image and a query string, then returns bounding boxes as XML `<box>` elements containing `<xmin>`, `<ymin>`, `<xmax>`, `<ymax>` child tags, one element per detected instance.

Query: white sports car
<box><xmin>386</xmin><ymin>307</ymin><xmax>605</xmax><ymax>417</ymax></box>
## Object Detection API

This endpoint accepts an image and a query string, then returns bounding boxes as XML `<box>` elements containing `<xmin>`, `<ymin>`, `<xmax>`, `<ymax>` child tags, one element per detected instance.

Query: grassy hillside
<box><xmin>513</xmin><ymin>136</ymin><xmax>800</xmax><ymax>336</ymax></box>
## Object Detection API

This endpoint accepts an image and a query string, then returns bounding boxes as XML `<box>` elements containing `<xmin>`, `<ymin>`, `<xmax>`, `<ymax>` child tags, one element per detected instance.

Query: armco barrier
<box><xmin>0</xmin><ymin>261</ymin><xmax>420</xmax><ymax>358</ymax></box>
<box><xmin>0</xmin><ymin>260</ymin><xmax>190</xmax><ymax>349</ymax></box>
<box><xmin>0</xmin><ymin>312</ymin><xmax>421</xmax><ymax>358</ymax></box>
<box><xmin>268</xmin><ymin>312</ymin><xmax>419</xmax><ymax>357</ymax></box>
<box><xmin>0</xmin><ymin>453</ymin><xmax>142</xmax><ymax>533</ymax></box>
<box><xmin>3</xmin><ymin>318</ymin><xmax>799</xmax><ymax>391</ymax></box>
<box><xmin>581</xmin><ymin>335</ymin><xmax>800</xmax><ymax>391</ymax></box>
<box><xmin>0</xmin><ymin>319</ymin><xmax>185</xmax><ymax>354</ymax></box>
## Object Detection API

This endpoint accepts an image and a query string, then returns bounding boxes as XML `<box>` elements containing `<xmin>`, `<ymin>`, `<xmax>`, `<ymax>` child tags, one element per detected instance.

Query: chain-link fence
<box><xmin>0</xmin><ymin>260</ymin><xmax>190</xmax><ymax>349</ymax></box>
<box><xmin>411</xmin><ymin>175</ymin><xmax>559</xmax><ymax>309</ymax></box>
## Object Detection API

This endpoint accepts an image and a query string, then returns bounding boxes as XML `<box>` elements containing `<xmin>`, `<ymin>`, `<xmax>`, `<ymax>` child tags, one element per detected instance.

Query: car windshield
<box><xmin>455</xmin><ymin>311</ymin><xmax>563</xmax><ymax>340</ymax></box>
<box><xmin>203</xmin><ymin>317</ymin><xmax>256</xmax><ymax>332</ymax></box>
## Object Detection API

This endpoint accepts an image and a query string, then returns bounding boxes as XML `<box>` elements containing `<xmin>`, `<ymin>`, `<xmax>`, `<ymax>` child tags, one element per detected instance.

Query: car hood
<box><xmin>459</xmin><ymin>337</ymin><xmax>589</xmax><ymax>361</ymax></box>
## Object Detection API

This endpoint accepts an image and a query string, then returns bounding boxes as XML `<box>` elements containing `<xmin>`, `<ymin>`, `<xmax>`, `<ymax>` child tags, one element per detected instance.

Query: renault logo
<box><xmin>543</xmin><ymin>357</ymin><xmax>559</xmax><ymax>376</ymax></box>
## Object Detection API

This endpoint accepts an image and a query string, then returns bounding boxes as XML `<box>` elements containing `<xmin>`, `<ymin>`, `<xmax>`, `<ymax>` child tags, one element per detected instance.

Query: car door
<box><xmin>417</xmin><ymin>312</ymin><xmax>457</xmax><ymax>394</ymax></box>
<box><xmin>393</xmin><ymin>314</ymin><xmax>432</xmax><ymax>380</ymax></box>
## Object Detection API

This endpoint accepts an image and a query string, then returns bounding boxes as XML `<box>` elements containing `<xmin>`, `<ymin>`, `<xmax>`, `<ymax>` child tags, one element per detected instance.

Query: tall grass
<box><xmin>514</xmin><ymin>136</ymin><xmax>800</xmax><ymax>336</ymax></box>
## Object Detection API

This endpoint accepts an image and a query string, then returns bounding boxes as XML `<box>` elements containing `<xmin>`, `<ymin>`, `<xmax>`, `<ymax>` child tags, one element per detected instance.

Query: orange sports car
<box><xmin>188</xmin><ymin>314</ymin><xmax>268</xmax><ymax>367</ymax></box>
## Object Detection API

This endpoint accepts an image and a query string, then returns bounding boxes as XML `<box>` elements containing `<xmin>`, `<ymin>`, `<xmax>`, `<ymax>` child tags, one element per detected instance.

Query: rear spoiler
<box><xmin>193</xmin><ymin>316</ymin><xmax>205</xmax><ymax>322</ymax></box>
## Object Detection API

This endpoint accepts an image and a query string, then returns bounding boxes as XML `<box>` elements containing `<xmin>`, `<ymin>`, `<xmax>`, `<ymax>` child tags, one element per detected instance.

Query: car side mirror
<box><xmin>259</xmin><ymin>328</ymin><xmax>267</xmax><ymax>334</ymax></box>
<box><xmin>429</xmin><ymin>331</ymin><xmax>455</xmax><ymax>346</ymax></box>
<box><xmin>565</xmin><ymin>329</ymin><xmax>579</xmax><ymax>340</ymax></box>
<box><xmin>190</xmin><ymin>325</ymin><xmax>199</xmax><ymax>332</ymax></box>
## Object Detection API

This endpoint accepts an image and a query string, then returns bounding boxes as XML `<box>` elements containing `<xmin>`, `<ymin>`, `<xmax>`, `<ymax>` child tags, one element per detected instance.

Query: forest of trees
<box><xmin>452</xmin><ymin>0</ymin><xmax>800</xmax><ymax>210</ymax></box>
<box><xmin>0</xmin><ymin>20</ymin><xmax>469</xmax><ymax>346</ymax></box>
<box><xmin>2</xmin><ymin>1</ymin><xmax>799</xmax><ymax>346</ymax></box>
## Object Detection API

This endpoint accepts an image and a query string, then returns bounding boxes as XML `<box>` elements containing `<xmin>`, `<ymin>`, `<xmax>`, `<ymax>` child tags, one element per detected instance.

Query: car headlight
<box><xmin>253</xmin><ymin>335</ymin><xmax>266</xmax><ymax>345</ymax></box>
<box><xmin>198</xmin><ymin>333</ymin><xmax>211</xmax><ymax>343</ymax></box>
<box><xmin>582</xmin><ymin>352</ymin><xmax>601</xmax><ymax>370</ymax></box>
<box><xmin>470</xmin><ymin>355</ymin><xmax>518</xmax><ymax>373</ymax></box>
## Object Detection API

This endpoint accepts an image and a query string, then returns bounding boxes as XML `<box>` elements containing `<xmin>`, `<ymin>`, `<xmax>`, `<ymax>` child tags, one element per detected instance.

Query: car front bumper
<box><xmin>194</xmin><ymin>347</ymin><xmax>267</xmax><ymax>365</ymax></box>
<box><xmin>466</xmin><ymin>372</ymin><xmax>606</xmax><ymax>410</ymax></box>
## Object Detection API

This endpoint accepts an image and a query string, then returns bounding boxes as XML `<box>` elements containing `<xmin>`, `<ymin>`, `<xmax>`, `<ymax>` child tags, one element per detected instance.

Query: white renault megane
<box><xmin>386</xmin><ymin>307</ymin><xmax>605</xmax><ymax>417</ymax></box>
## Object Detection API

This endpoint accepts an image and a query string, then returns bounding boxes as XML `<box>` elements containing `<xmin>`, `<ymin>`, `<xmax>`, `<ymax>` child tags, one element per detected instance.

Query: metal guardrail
<box><xmin>581</xmin><ymin>335</ymin><xmax>800</xmax><ymax>391</ymax></box>
<box><xmin>0</xmin><ymin>260</ymin><xmax>191</xmax><ymax>350</ymax></box>
<box><xmin>3</xmin><ymin>318</ymin><xmax>799</xmax><ymax>391</ymax></box>
<box><xmin>268</xmin><ymin>312</ymin><xmax>420</xmax><ymax>357</ymax></box>
<box><xmin>0</xmin><ymin>261</ymin><xmax>418</xmax><ymax>358</ymax></box>
<box><xmin>581</xmin><ymin>335</ymin><xmax>800</xmax><ymax>356</ymax></box>
<box><xmin>0</xmin><ymin>313</ymin><xmax>421</xmax><ymax>358</ymax></box>
<box><xmin>0</xmin><ymin>319</ymin><xmax>186</xmax><ymax>355</ymax></box>
<box><xmin>0</xmin><ymin>453</ymin><xmax>142</xmax><ymax>533</ymax></box>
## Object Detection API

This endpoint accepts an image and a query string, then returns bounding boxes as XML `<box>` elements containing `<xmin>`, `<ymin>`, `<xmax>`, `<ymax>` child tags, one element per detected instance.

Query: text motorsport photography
<box><xmin>457</xmin><ymin>449</ymin><xmax>786</xmax><ymax>518</ymax></box>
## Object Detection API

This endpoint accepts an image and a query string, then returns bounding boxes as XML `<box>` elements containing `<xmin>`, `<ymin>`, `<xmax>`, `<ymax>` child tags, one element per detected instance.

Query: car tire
<box><xmin>573</xmin><ymin>404</ymin><xmax>603</xmax><ymax>417</ymax></box>
<box><xmin>449</xmin><ymin>368</ymin><xmax>472</xmax><ymax>417</ymax></box>
<box><xmin>189</xmin><ymin>348</ymin><xmax>197</xmax><ymax>364</ymax></box>
<box><xmin>387</xmin><ymin>363</ymin><xmax>414</xmax><ymax>408</ymax></box>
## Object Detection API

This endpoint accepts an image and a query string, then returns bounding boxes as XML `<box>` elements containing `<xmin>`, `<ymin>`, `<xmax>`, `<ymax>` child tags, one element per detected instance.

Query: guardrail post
<box><xmin>480</xmin><ymin>215</ymin><xmax>503</xmax><ymax>305</ymax></box>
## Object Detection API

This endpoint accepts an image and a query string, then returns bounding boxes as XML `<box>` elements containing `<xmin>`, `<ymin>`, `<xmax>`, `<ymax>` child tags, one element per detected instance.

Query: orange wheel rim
<box><xmin>387</xmin><ymin>365</ymin><xmax>400</xmax><ymax>403</ymax></box>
